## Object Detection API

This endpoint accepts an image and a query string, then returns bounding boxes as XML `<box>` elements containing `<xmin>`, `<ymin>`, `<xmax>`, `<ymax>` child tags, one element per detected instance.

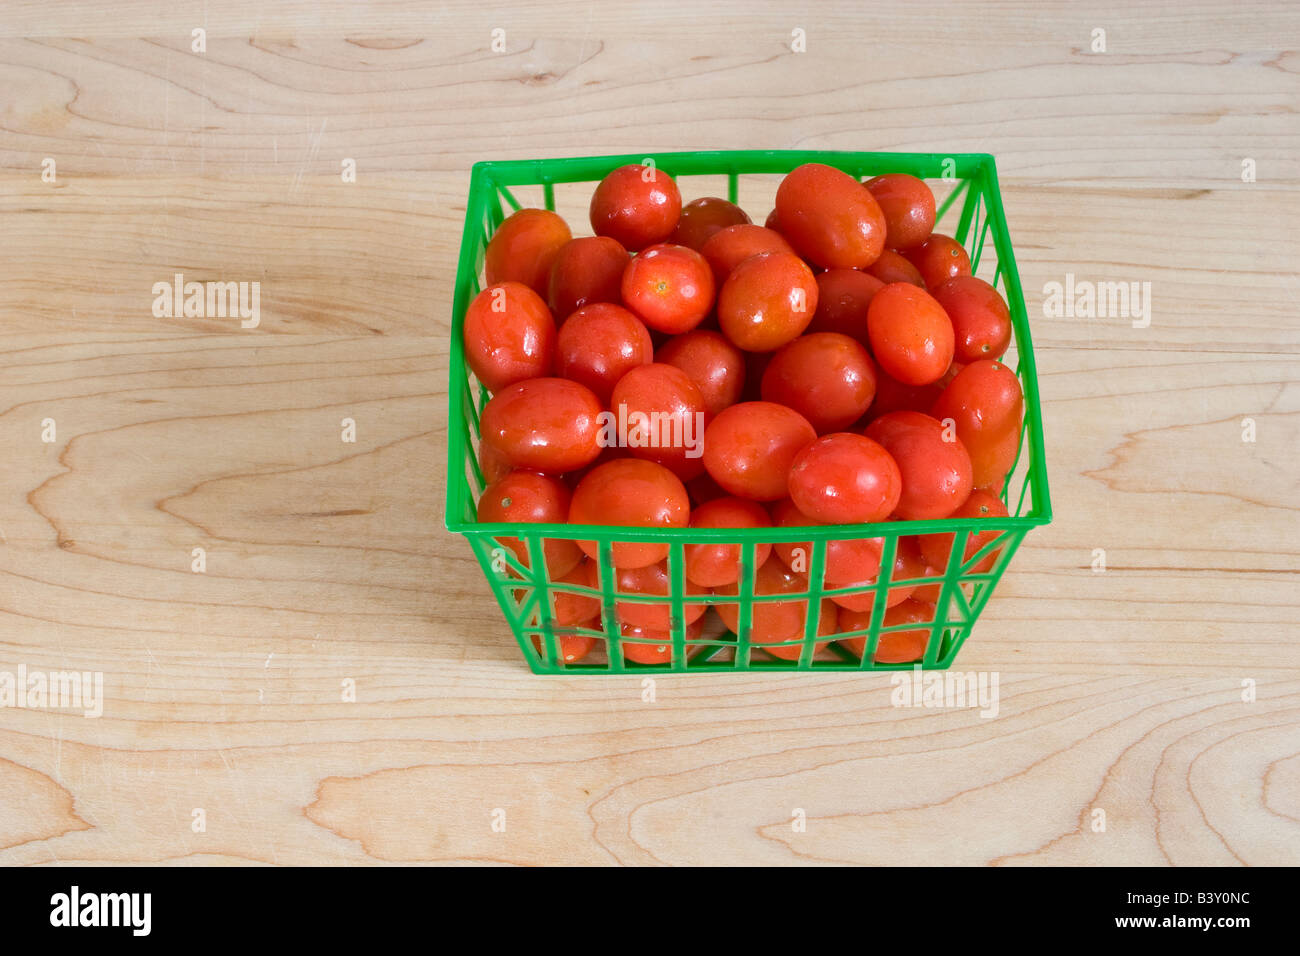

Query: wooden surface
<box><xmin>1</xmin><ymin>1</ymin><xmax>1298</xmax><ymax>866</ymax></box>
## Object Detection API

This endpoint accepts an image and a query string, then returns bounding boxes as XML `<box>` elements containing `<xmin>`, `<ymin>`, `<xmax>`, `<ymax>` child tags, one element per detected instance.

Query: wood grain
<box><xmin>1</xmin><ymin>0</ymin><xmax>1297</xmax><ymax>866</ymax></box>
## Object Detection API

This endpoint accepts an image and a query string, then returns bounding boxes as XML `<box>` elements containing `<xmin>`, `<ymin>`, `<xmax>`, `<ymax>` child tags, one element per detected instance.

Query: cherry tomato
<box><xmin>702</xmin><ymin>401</ymin><xmax>816</xmax><ymax>501</ymax></box>
<box><xmin>837</xmin><ymin>598</ymin><xmax>936</xmax><ymax>663</ymax></box>
<box><xmin>911</xmin><ymin>557</ymin><xmax>945</xmax><ymax>605</ymax></box>
<box><xmin>787</xmin><ymin>433</ymin><xmax>901</xmax><ymax>524</ymax></box>
<box><xmin>718</xmin><ymin>252</ymin><xmax>818</xmax><ymax>352</ymax></box>
<box><xmin>775</xmin><ymin>163</ymin><xmax>887</xmax><ymax>269</ymax></box>
<box><xmin>619</xmin><ymin>618</ymin><xmax>704</xmax><ymax>665</ymax></box>
<box><xmin>864</xmin><ymin>411</ymin><xmax>973</xmax><ymax>520</ymax></box>
<box><xmin>758</xmin><ymin>599</ymin><xmax>838</xmax><ymax>660</ymax></box>
<box><xmin>931</xmin><ymin>276</ymin><xmax>1012</xmax><ymax>362</ymax></box>
<box><xmin>547</xmin><ymin>235</ymin><xmax>629</xmax><ymax>322</ymax></box>
<box><xmin>699</xmin><ymin>224</ymin><xmax>795</xmax><ymax>286</ymax></box>
<box><xmin>764</xmin><ymin>208</ymin><xmax>781</xmax><ymax>231</ymax></box>
<box><xmin>589</xmin><ymin>164</ymin><xmax>681</xmax><ymax>251</ymax></box>
<box><xmin>615</xmin><ymin>560</ymin><xmax>709</xmax><ymax>630</ymax></box>
<box><xmin>463</xmin><ymin>281</ymin><xmax>556</xmax><ymax>392</ymax></box>
<box><xmin>568</xmin><ymin>458</ymin><xmax>690</xmax><ymax>569</ymax></box>
<box><xmin>866</xmin><ymin>283</ymin><xmax>955</xmax><ymax>386</ymax></box>
<box><xmin>670</xmin><ymin>197</ymin><xmax>752</xmax><ymax>250</ymax></box>
<box><xmin>762</xmin><ymin>332</ymin><xmax>877</xmax><ymax>433</ymax></box>
<box><xmin>866</xmin><ymin>249</ymin><xmax>926</xmax><ymax>287</ymax></box>
<box><xmin>555</xmin><ymin>303</ymin><xmax>652</xmax><ymax>403</ymax></box>
<box><xmin>827</xmin><ymin>535</ymin><xmax>927</xmax><ymax>612</ymax></box>
<box><xmin>621</xmin><ymin>243</ymin><xmax>715</xmax><ymax>334</ymax></box>
<box><xmin>550</xmin><ymin>559</ymin><xmax>602</xmax><ymax>625</ymax></box>
<box><xmin>809</xmin><ymin>268</ymin><xmax>884</xmax><ymax>346</ymax></box>
<box><xmin>655</xmin><ymin>329</ymin><xmax>746</xmax><ymax>417</ymax></box>
<box><xmin>864</xmin><ymin>174</ymin><xmax>935</xmax><ymax>251</ymax></box>
<box><xmin>930</xmin><ymin>359</ymin><xmax>1024</xmax><ymax>489</ymax></box>
<box><xmin>477</xmin><ymin>470</ymin><xmax>583</xmax><ymax>579</ymax></box>
<box><xmin>683</xmin><ymin>496</ymin><xmax>773</xmax><ymax>587</ymax></box>
<box><xmin>905</xmin><ymin>234</ymin><xmax>971</xmax><ymax>289</ymax></box>
<box><xmin>769</xmin><ymin>497</ymin><xmax>884</xmax><ymax>585</ymax></box>
<box><xmin>609</xmin><ymin>363</ymin><xmax>709</xmax><ymax>481</ymax></box>
<box><xmin>485</xmin><ymin>208</ymin><xmax>572</xmax><ymax>296</ymax></box>
<box><xmin>532</xmin><ymin>629</ymin><xmax>596</xmax><ymax>664</ymax></box>
<box><xmin>714</xmin><ymin>559</ymin><xmax>809</xmax><ymax>643</ymax></box>
<box><xmin>917</xmin><ymin>489</ymin><xmax>1009</xmax><ymax>573</ymax></box>
<box><xmin>480</xmin><ymin>377</ymin><xmax>603</xmax><ymax>473</ymax></box>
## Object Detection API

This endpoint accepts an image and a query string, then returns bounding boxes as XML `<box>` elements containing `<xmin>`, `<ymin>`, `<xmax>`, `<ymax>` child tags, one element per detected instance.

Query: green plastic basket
<box><xmin>445</xmin><ymin>150</ymin><xmax>1051</xmax><ymax>674</ymax></box>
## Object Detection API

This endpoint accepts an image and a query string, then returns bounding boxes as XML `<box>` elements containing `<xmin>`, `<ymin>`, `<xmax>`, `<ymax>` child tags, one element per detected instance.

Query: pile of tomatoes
<box><xmin>465</xmin><ymin>161</ymin><xmax>1023</xmax><ymax>667</ymax></box>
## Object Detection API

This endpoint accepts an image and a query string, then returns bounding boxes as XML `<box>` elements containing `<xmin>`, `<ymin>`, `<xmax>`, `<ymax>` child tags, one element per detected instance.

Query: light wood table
<box><xmin>1</xmin><ymin>1</ymin><xmax>1296</xmax><ymax>866</ymax></box>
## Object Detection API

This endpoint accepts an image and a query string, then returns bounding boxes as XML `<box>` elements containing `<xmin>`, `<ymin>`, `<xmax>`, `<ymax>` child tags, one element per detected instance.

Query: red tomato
<box><xmin>764</xmin><ymin>208</ymin><xmax>781</xmax><ymax>231</ymax></box>
<box><xmin>865</xmin><ymin>249</ymin><xmax>926</xmax><ymax>287</ymax></box>
<box><xmin>485</xmin><ymin>208</ymin><xmax>572</xmax><ymax>296</ymax></box>
<box><xmin>609</xmin><ymin>363</ymin><xmax>709</xmax><ymax>481</ymax></box>
<box><xmin>480</xmin><ymin>377</ymin><xmax>603</xmax><ymax>473</ymax></box>
<box><xmin>621</xmin><ymin>243</ymin><xmax>715</xmax><ymax>334</ymax></box>
<box><xmin>930</xmin><ymin>359</ymin><xmax>1024</xmax><ymax>489</ymax></box>
<box><xmin>619</xmin><ymin>618</ymin><xmax>704</xmax><ymax>665</ymax></box>
<box><xmin>809</xmin><ymin>268</ymin><xmax>884</xmax><ymax>345</ymax></box>
<box><xmin>718</xmin><ymin>252</ymin><xmax>818</xmax><ymax>352</ymax></box>
<box><xmin>702</xmin><ymin>401</ymin><xmax>816</xmax><ymax>501</ymax></box>
<box><xmin>547</xmin><ymin>236</ymin><xmax>629</xmax><ymax>322</ymax></box>
<box><xmin>864</xmin><ymin>174</ymin><xmax>936</xmax><ymax>251</ymax></box>
<box><xmin>531</xmin><ymin>629</ymin><xmax>597</xmax><ymax>664</ymax></box>
<box><xmin>714</xmin><ymin>559</ymin><xmax>810</xmax><ymax>643</ymax></box>
<box><xmin>769</xmin><ymin>497</ymin><xmax>884</xmax><ymax>585</ymax></box>
<box><xmin>775</xmin><ymin>163</ymin><xmax>887</xmax><ymax>269</ymax></box>
<box><xmin>758</xmin><ymin>599</ymin><xmax>838</xmax><ymax>660</ymax></box>
<box><xmin>670</xmin><ymin>197</ymin><xmax>752</xmax><ymax>250</ymax></box>
<box><xmin>837</xmin><ymin>599</ymin><xmax>936</xmax><ymax>664</ymax></box>
<box><xmin>555</xmin><ymin>303</ymin><xmax>653</xmax><ymax>403</ymax></box>
<box><xmin>615</xmin><ymin>560</ymin><xmax>709</xmax><ymax>630</ymax></box>
<box><xmin>866</xmin><ymin>283</ymin><xmax>955</xmax><ymax>386</ymax></box>
<box><xmin>931</xmin><ymin>276</ymin><xmax>1012</xmax><ymax>362</ymax></box>
<box><xmin>699</xmin><ymin>224</ymin><xmax>795</xmax><ymax>286</ymax></box>
<box><xmin>655</xmin><ymin>329</ymin><xmax>746</xmax><ymax>417</ymax></box>
<box><xmin>683</xmin><ymin>496</ymin><xmax>773</xmax><ymax>587</ymax></box>
<box><xmin>761</xmin><ymin>332</ymin><xmax>877</xmax><ymax>433</ymax></box>
<box><xmin>589</xmin><ymin>164</ymin><xmax>681</xmax><ymax>251</ymax></box>
<box><xmin>905</xmin><ymin>234</ymin><xmax>971</xmax><ymax>289</ymax></box>
<box><xmin>787</xmin><ymin>433</ymin><xmax>902</xmax><ymax>525</ymax></box>
<box><xmin>568</xmin><ymin>458</ymin><xmax>690</xmax><ymax>569</ymax></box>
<box><xmin>463</xmin><ymin>281</ymin><xmax>556</xmax><ymax>392</ymax></box>
<box><xmin>477</xmin><ymin>470</ymin><xmax>583</xmax><ymax>579</ymax></box>
<box><xmin>864</xmin><ymin>411</ymin><xmax>973</xmax><ymax>520</ymax></box>
<box><xmin>550</xmin><ymin>559</ymin><xmax>602</xmax><ymax>625</ymax></box>
<box><xmin>827</xmin><ymin>535</ymin><xmax>927</xmax><ymax>612</ymax></box>
<box><xmin>911</xmin><ymin>557</ymin><xmax>945</xmax><ymax>605</ymax></box>
<box><xmin>917</xmin><ymin>489</ymin><xmax>1009</xmax><ymax>573</ymax></box>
